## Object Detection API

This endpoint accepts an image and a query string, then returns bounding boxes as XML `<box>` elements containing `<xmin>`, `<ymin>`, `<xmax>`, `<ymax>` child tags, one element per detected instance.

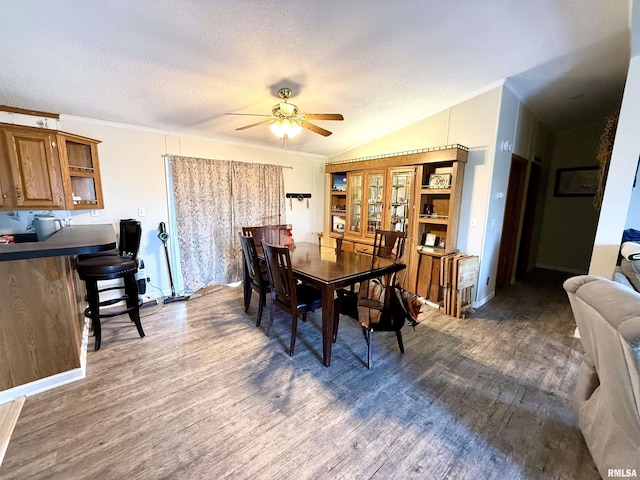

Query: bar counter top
<box><xmin>0</xmin><ymin>224</ymin><xmax>116</xmax><ymax>262</ymax></box>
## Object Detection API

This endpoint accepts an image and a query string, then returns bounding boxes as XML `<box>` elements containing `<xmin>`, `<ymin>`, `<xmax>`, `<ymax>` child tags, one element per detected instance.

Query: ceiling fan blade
<box><xmin>226</xmin><ymin>112</ymin><xmax>271</xmax><ymax>117</ymax></box>
<box><xmin>236</xmin><ymin>119</ymin><xmax>273</xmax><ymax>131</ymax></box>
<box><xmin>300</xmin><ymin>120</ymin><xmax>332</xmax><ymax>137</ymax></box>
<box><xmin>303</xmin><ymin>113</ymin><xmax>344</xmax><ymax>121</ymax></box>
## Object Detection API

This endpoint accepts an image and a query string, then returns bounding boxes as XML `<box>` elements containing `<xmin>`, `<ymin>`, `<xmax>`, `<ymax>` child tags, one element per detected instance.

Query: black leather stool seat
<box><xmin>77</xmin><ymin>256</ymin><xmax>138</xmax><ymax>278</ymax></box>
<box><xmin>77</xmin><ymin>255</ymin><xmax>145</xmax><ymax>351</ymax></box>
<box><xmin>76</xmin><ymin>248</ymin><xmax>119</xmax><ymax>262</ymax></box>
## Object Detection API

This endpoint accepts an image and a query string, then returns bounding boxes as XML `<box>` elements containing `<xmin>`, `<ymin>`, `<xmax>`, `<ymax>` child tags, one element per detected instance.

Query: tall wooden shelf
<box><xmin>325</xmin><ymin>145</ymin><xmax>467</xmax><ymax>295</ymax></box>
<box><xmin>329</xmin><ymin>173</ymin><xmax>347</xmax><ymax>234</ymax></box>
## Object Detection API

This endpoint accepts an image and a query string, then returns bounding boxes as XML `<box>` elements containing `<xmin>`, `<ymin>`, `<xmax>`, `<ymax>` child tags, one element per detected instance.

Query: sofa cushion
<box><xmin>613</xmin><ymin>268</ymin><xmax>635</xmax><ymax>290</ymax></box>
<box><xmin>620</xmin><ymin>257</ymin><xmax>640</xmax><ymax>293</ymax></box>
<box><xmin>619</xmin><ymin>318</ymin><xmax>640</xmax><ymax>347</ymax></box>
<box><xmin>621</xmin><ymin>241</ymin><xmax>640</xmax><ymax>260</ymax></box>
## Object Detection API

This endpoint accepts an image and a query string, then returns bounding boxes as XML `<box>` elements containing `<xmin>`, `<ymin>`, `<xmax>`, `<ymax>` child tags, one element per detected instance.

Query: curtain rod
<box><xmin>161</xmin><ymin>154</ymin><xmax>293</xmax><ymax>169</ymax></box>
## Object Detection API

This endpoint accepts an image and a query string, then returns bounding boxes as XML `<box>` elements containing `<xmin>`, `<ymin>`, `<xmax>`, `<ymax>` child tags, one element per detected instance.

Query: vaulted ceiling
<box><xmin>0</xmin><ymin>1</ymin><xmax>631</xmax><ymax>157</ymax></box>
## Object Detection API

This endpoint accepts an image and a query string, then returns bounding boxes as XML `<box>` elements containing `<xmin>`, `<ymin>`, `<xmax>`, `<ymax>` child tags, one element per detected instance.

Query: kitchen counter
<box><xmin>0</xmin><ymin>224</ymin><xmax>116</xmax><ymax>261</ymax></box>
<box><xmin>0</xmin><ymin>224</ymin><xmax>116</xmax><ymax>402</ymax></box>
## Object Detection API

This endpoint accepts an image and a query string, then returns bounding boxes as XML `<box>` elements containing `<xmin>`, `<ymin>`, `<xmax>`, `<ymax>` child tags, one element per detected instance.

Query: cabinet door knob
<box><xmin>15</xmin><ymin>185</ymin><xmax>21</xmax><ymax>200</ymax></box>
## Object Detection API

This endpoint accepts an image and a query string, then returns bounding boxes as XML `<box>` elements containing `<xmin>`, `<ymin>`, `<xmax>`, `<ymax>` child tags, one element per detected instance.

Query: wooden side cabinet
<box><xmin>0</xmin><ymin>125</ymin><xmax>65</xmax><ymax>209</ymax></box>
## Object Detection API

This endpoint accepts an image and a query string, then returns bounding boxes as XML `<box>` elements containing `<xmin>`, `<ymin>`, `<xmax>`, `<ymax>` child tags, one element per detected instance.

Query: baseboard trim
<box><xmin>535</xmin><ymin>263</ymin><xmax>587</xmax><ymax>275</ymax></box>
<box><xmin>0</xmin><ymin>368</ymin><xmax>85</xmax><ymax>406</ymax></box>
<box><xmin>474</xmin><ymin>291</ymin><xmax>495</xmax><ymax>308</ymax></box>
<box><xmin>0</xmin><ymin>318</ymin><xmax>89</xmax><ymax>406</ymax></box>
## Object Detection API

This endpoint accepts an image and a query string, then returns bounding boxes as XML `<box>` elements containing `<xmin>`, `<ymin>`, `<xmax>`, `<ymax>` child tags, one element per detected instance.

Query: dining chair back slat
<box><xmin>262</xmin><ymin>241</ymin><xmax>322</xmax><ymax>356</ymax></box>
<box><xmin>239</xmin><ymin>233</ymin><xmax>270</xmax><ymax>327</ymax></box>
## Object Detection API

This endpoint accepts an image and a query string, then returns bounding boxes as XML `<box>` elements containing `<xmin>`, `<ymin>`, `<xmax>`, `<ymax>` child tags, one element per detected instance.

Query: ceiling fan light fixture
<box><xmin>269</xmin><ymin>118</ymin><xmax>302</xmax><ymax>138</ymax></box>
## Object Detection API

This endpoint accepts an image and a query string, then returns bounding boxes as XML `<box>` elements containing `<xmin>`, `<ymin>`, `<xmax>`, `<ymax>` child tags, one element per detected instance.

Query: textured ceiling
<box><xmin>0</xmin><ymin>1</ymin><xmax>631</xmax><ymax>157</ymax></box>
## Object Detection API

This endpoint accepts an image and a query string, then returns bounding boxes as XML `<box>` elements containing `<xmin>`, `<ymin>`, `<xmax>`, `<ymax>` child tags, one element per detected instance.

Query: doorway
<box><xmin>496</xmin><ymin>155</ymin><xmax>528</xmax><ymax>289</ymax></box>
<box><xmin>516</xmin><ymin>161</ymin><xmax>542</xmax><ymax>279</ymax></box>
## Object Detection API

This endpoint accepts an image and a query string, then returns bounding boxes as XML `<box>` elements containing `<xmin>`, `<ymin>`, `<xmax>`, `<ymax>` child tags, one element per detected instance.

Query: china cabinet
<box><xmin>325</xmin><ymin>145</ymin><xmax>467</xmax><ymax>294</ymax></box>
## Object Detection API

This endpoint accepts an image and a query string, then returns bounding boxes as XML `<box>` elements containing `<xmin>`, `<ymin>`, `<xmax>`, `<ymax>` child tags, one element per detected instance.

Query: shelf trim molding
<box><xmin>326</xmin><ymin>144</ymin><xmax>468</xmax><ymax>166</ymax></box>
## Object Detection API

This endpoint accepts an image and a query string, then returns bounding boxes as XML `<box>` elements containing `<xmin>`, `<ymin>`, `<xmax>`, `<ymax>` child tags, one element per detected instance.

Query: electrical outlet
<box><xmin>90</xmin><ymin>209</ymin><xmax>99</xmax><ymax>217</ymax></box>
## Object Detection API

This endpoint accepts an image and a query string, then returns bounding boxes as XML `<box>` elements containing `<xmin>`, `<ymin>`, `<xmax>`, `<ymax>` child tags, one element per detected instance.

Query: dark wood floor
<box><xmin>1</xmin><ymin>269</ymin><xmax>598</xmax><ymax>479</ymax></box>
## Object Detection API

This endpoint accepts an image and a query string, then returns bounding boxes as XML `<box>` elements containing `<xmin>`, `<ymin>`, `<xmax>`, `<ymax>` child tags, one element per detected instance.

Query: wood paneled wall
<box><xmin>0</xmin><ymin>256</ymin><xmax>83</xmax><ymax>390</ymax></box>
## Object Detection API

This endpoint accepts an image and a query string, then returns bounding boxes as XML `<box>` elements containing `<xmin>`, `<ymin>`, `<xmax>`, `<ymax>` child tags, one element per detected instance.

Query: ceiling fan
<box><xmin>226</xmin><ymin>88</ymin><xmax>344</xmax><ymax>148</ymax></box>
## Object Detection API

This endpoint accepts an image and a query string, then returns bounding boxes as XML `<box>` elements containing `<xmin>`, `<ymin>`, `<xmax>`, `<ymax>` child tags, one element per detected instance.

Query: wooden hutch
<box><xmin>325</xmin><ymin>144</ymin><xmax>468</xmax><ymax>297</ymax></box>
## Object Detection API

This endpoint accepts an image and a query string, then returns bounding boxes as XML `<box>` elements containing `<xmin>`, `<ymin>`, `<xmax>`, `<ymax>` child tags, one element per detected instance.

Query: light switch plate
<box><xmin>138</xmin><ymin>207</ymin><xmax>146</xmax><ymax>217</ymax></box>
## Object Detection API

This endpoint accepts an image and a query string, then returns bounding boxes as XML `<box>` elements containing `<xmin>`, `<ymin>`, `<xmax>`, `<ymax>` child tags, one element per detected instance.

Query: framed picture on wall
<box><xmin>554</xmin><ymin>167</ymin><xmax>599</xmax><ymax>197</ymax></box>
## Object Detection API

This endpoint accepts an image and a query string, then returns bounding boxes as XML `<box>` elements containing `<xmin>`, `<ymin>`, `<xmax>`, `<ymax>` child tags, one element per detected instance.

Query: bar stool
<box><xmin>76</xmin><ymin>220</ymin><xmax>145</xmax><ymax>350</ymax></box>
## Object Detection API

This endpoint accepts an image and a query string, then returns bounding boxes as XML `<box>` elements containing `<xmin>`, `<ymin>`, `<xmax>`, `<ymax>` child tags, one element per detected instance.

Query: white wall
<box><xmin>473</xmin><ymin>87</ymin><xmax>552</xmax><ymax>299</ymax></box>
<box><xmin>625</xmin><ymin>165</ymin><xmax>640</xmax><ymax>229</ymax></box>
<box><xmin>537</xmin><ymin>122</ymin><xmax>604</xmax><ymax>273</ymax></box>
<box><xmin>2</xmin><ymin>116</ymin><xmax>326</xmax><ymax>298</ymax></box>
<box><xmin>590</xmin><ymin>53</ymin><xmax>640</xmax><ymax>277</ymax></box>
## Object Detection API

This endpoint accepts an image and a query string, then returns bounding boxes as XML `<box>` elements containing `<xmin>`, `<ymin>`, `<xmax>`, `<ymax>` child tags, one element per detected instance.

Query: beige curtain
<box><xmin>170</xmin><ymin>156</ymin><xmax>285</xmax><ymax>291</ymax></box>
<box><xmin>231</xmin><ymin>162</ymin><xmax>285</xmax><ymax>228</ymax></box>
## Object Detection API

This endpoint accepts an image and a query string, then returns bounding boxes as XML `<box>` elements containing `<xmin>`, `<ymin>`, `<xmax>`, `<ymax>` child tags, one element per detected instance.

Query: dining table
<box><xmin>259</xmin><ymin>241</ymin><xmax>406</xmax><ymax>367</ymax></box>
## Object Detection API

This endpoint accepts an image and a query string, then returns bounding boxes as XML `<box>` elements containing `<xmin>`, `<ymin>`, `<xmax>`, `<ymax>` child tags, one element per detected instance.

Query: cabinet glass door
<box><xmin>365</xmin><ymin>171</ymin><xmax>385</xmax><ymax>236</ymax></box>
<box><xmin>58</xmin><ymin>133</ymin><xmax>104</xmax><ymax>209</ymax></box>
<box><xmin>346</xmin><ymin>172</ymin><xmax>363</xmax><ymax>235</ymax></box>
<box><xmin>389</xmin><ymin>168</ymin><xmax>413</xmax><ymax>233</ymax></box>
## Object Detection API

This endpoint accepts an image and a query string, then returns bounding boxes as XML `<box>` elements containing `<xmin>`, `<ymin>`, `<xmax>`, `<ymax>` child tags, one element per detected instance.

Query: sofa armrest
<box><xmin>563</xmin><ymin>275</ymin><xmax>606</xmax><ymax>294</ymax></box>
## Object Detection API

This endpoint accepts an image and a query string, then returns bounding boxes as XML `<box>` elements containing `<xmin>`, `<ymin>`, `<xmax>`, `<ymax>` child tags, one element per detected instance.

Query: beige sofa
<box><xmin>564</xmin><ymin>275</ymin><xmax>640</xmax><ymax>477</ymax></box>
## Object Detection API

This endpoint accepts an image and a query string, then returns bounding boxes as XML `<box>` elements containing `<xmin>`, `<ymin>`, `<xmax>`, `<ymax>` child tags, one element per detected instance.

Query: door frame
<box><xmin>496</xmin><ymin>154</ymin><xmax>528</xmax><ymax>289</ymax></box>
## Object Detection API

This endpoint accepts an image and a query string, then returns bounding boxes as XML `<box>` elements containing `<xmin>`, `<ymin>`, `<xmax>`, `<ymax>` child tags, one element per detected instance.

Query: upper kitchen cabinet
<box><xmin>56</xmin><ymin>132</ymin><xmax>104</xmax><ymax>209</ymax></box>
<box><xmin>0</xmin><ymin>124</ymin><xmax>65</xmax><ymax>209</ymax></box>
<box><xmin>0</xmin><ymin>121</ymin><xmax>104</xmax><ymax>210</ymax></box>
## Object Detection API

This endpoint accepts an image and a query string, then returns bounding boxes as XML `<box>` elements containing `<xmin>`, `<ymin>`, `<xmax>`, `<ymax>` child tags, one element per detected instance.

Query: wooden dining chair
<box><xmin>239</xmin><ymin>233</ymin><xmax>270</xmax><ymax>327</ymax></box>
<box><xmin>242</xmin><ymin>226</ymin><xmax>268</xmax><ymax>246</ymax></box>
<box><xmin>261</xmin><ymin>241</ymin><xmax>322</xmax><ymax>356</ymax></box>
<box><xmin>357</xmin><ymin>277</ymin><xmax>415</xmax><ymax>368</ymax></box>
<box><xmin>333</xmin><ymin>229</ymin><xmax>406</xmax><ymax>342</ymax></box>
<box><xmin>372</xmin><ymin>229</ymin><xmax>406</xmax><ymax>266</ymax></box>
